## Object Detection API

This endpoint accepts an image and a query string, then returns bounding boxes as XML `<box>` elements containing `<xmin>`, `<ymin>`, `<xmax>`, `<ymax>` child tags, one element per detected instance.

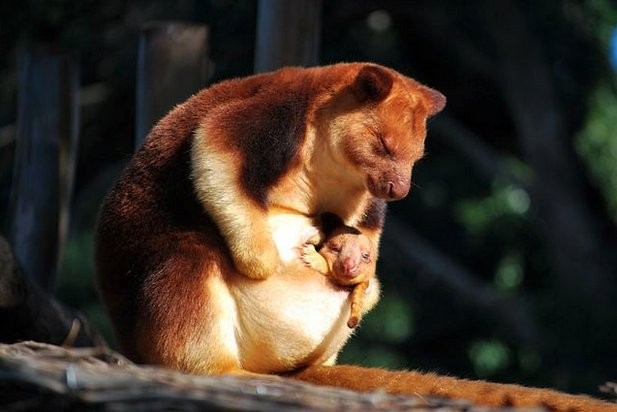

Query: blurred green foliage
<box><xmin>469</xmin><ymin>339</ymin><xmax>512</xmax><ymax>377</ymax></box>
<box><xmin>576</xmin><ymin>84</ymin><xmax>617</xmax><ymax>221</ymax></box>
<box><xmin>454</xmin><ymin>182</ymin><xmax>531</xmax><ymax>235</ymax></box>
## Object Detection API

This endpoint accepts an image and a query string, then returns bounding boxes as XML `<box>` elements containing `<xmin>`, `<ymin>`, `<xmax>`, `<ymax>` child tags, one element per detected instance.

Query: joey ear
<box><xmin>352</xmin><ymin>65</ymin><xmax>394</xmax><ymax>103</ymax></box>
<box><xmin>420</xmin><ymin>86</ymin><xmax>446</xmax><ymax>117</ymax></box>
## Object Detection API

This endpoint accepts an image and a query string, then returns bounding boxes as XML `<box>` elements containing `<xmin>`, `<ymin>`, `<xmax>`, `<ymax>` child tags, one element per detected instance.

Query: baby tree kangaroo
<box><xmin>302</xmin><ymin>215</ymin><xmax>375</xmax><ymax>329</ymax></box>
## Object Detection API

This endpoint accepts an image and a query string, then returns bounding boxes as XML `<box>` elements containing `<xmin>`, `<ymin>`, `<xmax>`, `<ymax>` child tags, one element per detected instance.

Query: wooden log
<box><xmin>0</xmin><ymin>342</ymin><xmax>525</xmax><ymax>411</ymax></box>
<box><xmin>254</xmin><ymin>0</ymin><xmax>322</xmax><ymax>72</ymax></box>
<box><xmin>135</xmin><ymin>22</ymin><xmax>209</xmax><ymax>147</ymax></box>
<box><xmin>8</xmin><ymin>45</ymin><xmax>79</xmax><ymax>290</ymax></box>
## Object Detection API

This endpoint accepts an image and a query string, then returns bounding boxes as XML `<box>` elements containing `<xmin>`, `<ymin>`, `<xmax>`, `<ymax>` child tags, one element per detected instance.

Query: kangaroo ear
<box><xmin>352</xmin><ymin>65</ymin><xmax>394</xmax><ymax>103</ymax></box>
<box><xmin>420</xmin><ymin>86</ymin><xmax>446</xmax><ymax>117</ymax></box>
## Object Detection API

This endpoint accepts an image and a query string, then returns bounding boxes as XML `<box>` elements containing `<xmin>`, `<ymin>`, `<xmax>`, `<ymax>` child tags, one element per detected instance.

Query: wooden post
<box><xmin>8</xmin><ymin>46</ymin><xmax>79</xmax><ymax>291</ymax></box>
<box><xmin>254</xmin><ymin>0</ymin><xmax>322</xmax><ymax>72</ymax></box>
<box><xmin>135</xmin><ymin>22</ymin><xmax>209</xmax><ymax>148</ymax></box>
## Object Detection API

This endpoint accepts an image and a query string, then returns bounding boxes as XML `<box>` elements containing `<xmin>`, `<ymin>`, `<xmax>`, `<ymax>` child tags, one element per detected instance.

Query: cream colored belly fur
<box><xmin>230</xmin><ymin>266</ymin><xmax>353</xmax><ymax>373</ymax></box>
<box><xmin>208</xmin><ymin>213</ymin><xmax>375</xmax><ymax>374</ymax></box>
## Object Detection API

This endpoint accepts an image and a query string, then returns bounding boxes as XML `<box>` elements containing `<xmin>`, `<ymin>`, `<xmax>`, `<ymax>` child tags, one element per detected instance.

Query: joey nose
<box><xmin>341</xmin><ymin>257</ymin><xmax>358</xmax><ymax>277</ymax></box>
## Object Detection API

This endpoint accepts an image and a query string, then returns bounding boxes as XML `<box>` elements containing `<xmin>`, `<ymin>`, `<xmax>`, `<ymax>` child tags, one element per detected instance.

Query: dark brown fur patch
<box><xmin>501</xmin><ymin>395</ymin><xmax>515</xmax><ymax>407</ymax></box>
<box><xmin>357</xmin><ymin>198</ymin><xmax>387</xmax><ymax>230</ymax></box>
<box><xmin>320</xmin><ymin>212</ymin><xmax>362</xmax><ymax>237</ymax></box>
<box><xmin>240</xmin><ymin>98</ymin><xmax>308</xmax><ymax>206</ymax></box>
<box><xmin>220</xmin><ymin>88</ymin><xmax>309</xmax><ymax>207</ymax></box>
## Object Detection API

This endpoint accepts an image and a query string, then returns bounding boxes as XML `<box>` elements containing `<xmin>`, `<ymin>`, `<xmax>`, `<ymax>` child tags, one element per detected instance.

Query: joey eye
<box><xmin>329</xmin><ymin>245</ymin><xmax>342</xmax><ymax>254</ymax></box>
<box><xmin>361</xmin><ymin>252</ymin><xmax>370</xmax><ymax>262</ymax></box>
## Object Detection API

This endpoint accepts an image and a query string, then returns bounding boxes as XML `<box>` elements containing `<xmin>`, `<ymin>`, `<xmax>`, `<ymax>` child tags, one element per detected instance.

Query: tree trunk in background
<box><xmin>135</xmin><ymin>22</ymin><xmax>209</xmax><ymax>148</ymax></box>
<box><xmin>8</xmin><ymin>45</ymin><xmax>79</xmax><ymax>291</ymax></box>
<box><xmin>254</xmin><ymin>0</ymin><xmax>322</xmax><ymax>72</ymax></box>
<box><xmin>484</xmin><ymin>0</ymin><xmax>617</xmax><ymax>313</ymax></box>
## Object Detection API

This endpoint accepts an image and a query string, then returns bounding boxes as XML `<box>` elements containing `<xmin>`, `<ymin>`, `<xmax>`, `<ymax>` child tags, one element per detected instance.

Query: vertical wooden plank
<box><xmin>8</xmin><ymin>46</ymin><xmax>79</xmax><ymax>290</ymax></box>
<box><xmin>135</xmin><ymin>22</ymin><xmax>209</xmax><ymax>148</ymax></box>
<box><xmin>254</xmin><ymin>0</ymin><xmax>322</xmax><ymax>72</ymax></box>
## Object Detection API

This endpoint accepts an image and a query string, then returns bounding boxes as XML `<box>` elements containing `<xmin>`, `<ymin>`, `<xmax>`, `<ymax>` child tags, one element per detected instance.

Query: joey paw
<box><xmin>299</xmin><ymin>244</ymin><xmax>319</xmax><ymax>267</ymax></box>
<box><xmin>301</xmin><ymin>226</ymin><xmax>323</xmax><ymax>246</ymax></box>
<box><xmin>299</xmin><ymin>243</ymin><xmax>328</xmax><ymax>274</ymax></box>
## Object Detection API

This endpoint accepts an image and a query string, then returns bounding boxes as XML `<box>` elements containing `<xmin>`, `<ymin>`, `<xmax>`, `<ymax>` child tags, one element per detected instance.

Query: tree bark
<box><xmin>8</xmin><ymin>45</ymin><xmax>79</xmax><ymax>290</ymax></box>
<box><xmin>254</xmin><ymin>0</ymin><xmax>322</xmax><ymax>72</ymax></box>
<box><xmin>135</xmin><ymin>22</ymin><xmax>209</xmax><ymax>147</ymax></box>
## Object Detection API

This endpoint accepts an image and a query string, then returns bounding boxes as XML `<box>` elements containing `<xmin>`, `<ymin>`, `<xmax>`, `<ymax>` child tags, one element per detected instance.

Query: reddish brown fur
<box><xmin>97</xmin><ymin>63</ymin><xmax>439</xmax><ymax>361</ymax></box>
<box><xmin>93</xmin><ymin>63</ymin><xmax>615</xmax><ymax>410</ymax></box>
<box><xmin>96</xmin><ymin>137</ymin><xmax>233</xmax><ymax>366</ymax></box>
<box><xmin>290</xmin><ymin>366</ymin><xmax>617</xmax><ymax>411</ymax></box>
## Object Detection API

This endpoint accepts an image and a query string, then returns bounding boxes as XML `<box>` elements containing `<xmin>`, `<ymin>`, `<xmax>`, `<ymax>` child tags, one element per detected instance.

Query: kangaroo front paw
<box><xmin>233</xmin><ymin>243</ymin><xmax>281</xmax><ymax>280</ymax></box>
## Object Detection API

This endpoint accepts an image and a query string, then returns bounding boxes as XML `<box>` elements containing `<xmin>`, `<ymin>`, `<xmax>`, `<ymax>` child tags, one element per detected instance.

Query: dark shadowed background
<box><xmin>1</xmin><ymin>0</ymin><xmax>616</xmax><ymax>396</ymax></box>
